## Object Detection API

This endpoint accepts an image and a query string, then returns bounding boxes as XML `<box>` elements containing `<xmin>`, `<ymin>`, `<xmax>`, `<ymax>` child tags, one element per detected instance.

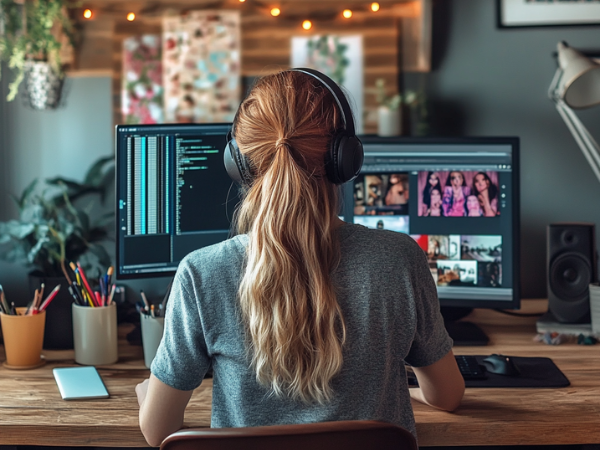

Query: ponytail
<box><xmin>234</xmin><ymin>71</ymin><xmax>346</xmax><ymax>404</ymax></box>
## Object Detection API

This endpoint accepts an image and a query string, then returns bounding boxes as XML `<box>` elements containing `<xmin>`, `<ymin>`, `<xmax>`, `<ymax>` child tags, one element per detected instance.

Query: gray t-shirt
<box><xmin>152</xmin><ymin>223</ymin><xmax>452</xmax><ymax>438</ymax></box>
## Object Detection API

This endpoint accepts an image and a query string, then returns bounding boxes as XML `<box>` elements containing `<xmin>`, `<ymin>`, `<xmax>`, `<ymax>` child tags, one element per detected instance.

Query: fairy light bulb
<box><xmin>83</xmin><ymin>9</ymin><xmax>93</xmax><ymax>19</ymax></box>
<box><xmin>342</xmin><ymin>9</ymin><xmax>352</xmax><ymax>19</ymax></box>
<box><xmin>127</xmin><ymin>12</ymin><xmax>136</xmax><ymax>21</ymax></box>
<box><xmin>271</xmin><ymin>7</ymin><xmax>281</xmax><ymax>17</ymax></box>
<box><xmin>239</xmin><ymin>0</ymin><xmax>246</xmax><ymax>2</ymax></box>
<box><xmin>302</xmin><ymin>20</ymin><xmax>312</xmax><ymax>30</ymax></box>
<box><xmin>371</xmin><ymin>2</ymin><xmax>380</xmax><ymax>12</ymax></box>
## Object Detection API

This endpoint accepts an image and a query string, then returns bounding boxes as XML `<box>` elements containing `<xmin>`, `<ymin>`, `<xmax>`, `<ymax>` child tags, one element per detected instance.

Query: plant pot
<box><xmin>377</xmin><ymin>106</ymin><xmax>402</xmax><ymax>137</ymax></box>
<box><xmin>24</xmin><ymin>61</ymin><xmax>64</xmax><ymax>110</ymax></box>
<box><xmin>28</xmin><ymin>271</ymin><xmax>73</xmax><ymax>350</ymax></box>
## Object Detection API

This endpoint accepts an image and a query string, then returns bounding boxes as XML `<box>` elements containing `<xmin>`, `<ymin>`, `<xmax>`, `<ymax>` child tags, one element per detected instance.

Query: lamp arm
<box><xmin>554</xmin><ymin>98</ymin><xmax>600</xmax><ymax>184</ymax></box>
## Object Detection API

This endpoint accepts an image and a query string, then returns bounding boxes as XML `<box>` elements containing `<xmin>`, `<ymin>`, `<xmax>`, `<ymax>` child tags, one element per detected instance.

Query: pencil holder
<box><xmin>72</xmin><ymin>303</ymin><xmax>118</xmax><ymax>365</ymax></box>
<box><xmin>140</xmin><ymin>313</ymin><xmax>165</xmax><ymax>369</ymax></box>
<box><xmin>0</xmin><ymin>308</ymin><xmax>46</xmax><ymax>369</ymax></box>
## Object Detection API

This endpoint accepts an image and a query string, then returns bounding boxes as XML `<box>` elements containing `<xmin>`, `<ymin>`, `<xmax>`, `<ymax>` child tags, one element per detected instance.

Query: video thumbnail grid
<box><xmin>411</xmin><ymin>234</ymin><xmax>502</xmax><ymax>288</ymax></box>
<box><xmin>417</xmin><ymin>170</ymin><xmax>500</xmax><ymax>217</ymax></box>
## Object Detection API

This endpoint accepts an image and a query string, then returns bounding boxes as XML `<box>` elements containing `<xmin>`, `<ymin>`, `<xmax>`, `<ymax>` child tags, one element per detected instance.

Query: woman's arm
<box><xmin>137</xmin><ymin>375</ymin><xmax>194</xmax><ymax>447</ymax></box>
<box><xmin>409</xmin><ymin>350</ymin><xmax>465</xmax><ymax>411</ymax></box>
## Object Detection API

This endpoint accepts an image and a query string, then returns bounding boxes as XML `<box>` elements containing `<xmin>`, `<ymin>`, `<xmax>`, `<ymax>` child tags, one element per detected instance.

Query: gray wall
<box><xmin>406</xmin><ymin>0</ymin><xmax>600</xmax><ymax>298</ymax></box>
<box><xmin>1</xmin><ymin>0</ymin><xmax>600</xmax><ymax>301</ymax></box>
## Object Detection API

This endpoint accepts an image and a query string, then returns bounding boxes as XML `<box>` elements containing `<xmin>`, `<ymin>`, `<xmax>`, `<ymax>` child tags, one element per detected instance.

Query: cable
<box><xmin>493</xmin><ymin>309</ymin><xmax>545</xmax><ymax>317</ymax></box>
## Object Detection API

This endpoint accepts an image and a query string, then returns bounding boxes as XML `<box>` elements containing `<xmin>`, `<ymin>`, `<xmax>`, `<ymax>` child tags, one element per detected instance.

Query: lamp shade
<box><xmin>557</xmin><ymin>42</ymin><xmax>600</xmax><ymax>109</ymax></box>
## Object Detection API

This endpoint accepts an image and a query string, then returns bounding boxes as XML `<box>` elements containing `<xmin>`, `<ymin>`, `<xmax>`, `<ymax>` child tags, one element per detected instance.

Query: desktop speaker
<box><xmin>547</xmin><ymin>223</ymin><xmax>597</xmax><ymax>323</ymax></box>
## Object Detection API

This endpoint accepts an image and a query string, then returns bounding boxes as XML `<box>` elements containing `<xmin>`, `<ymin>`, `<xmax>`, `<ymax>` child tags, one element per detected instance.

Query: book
<box><xmin>536</xmin><ymin>311</ymin><xmax>594</xmax><ymax>336</ymax></box>
<box><xmin>53</xmin><ymin>366</ymin><xmax>109</xmax><ymax>400</ymax></box>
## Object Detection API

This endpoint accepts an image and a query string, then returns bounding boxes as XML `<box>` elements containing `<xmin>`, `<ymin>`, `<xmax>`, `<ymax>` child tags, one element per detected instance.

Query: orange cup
<box><xmin>0</xmin><ymin>307</ymin><xmax>46</xmax><ymax>369</ymax></box>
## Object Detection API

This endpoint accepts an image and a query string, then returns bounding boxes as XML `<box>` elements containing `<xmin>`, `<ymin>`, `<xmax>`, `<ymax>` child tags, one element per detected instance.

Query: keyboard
<box><xmin>455</xmin><ymin>355</ymin><xmax>487</xmax><ymax>380</ymax></box>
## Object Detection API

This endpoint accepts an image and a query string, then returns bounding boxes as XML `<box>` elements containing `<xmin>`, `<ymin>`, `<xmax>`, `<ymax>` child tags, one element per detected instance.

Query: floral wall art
<box><xmin>122</xmin><ymin>35</ymin><xmax>164</xmax><ymax>124</ymax></box>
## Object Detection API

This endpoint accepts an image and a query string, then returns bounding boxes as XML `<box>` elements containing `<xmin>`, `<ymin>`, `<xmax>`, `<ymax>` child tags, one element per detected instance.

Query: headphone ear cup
<box><xmin>326</xmin><ymin>133</ymin><xmax>364</xmax><ymax>184</ymax></box>
<box><xmin>224</xmin><ymin>138</ymin><xmax>252</xmax><ymax>185</ymax></box>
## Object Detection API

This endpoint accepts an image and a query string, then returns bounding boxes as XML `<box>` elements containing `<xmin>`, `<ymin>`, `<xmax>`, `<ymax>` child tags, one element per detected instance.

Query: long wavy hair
<box><xmin>233</xmin><ymin>70</ymin><xmax>346</xmax><ymax>404</ymax></box>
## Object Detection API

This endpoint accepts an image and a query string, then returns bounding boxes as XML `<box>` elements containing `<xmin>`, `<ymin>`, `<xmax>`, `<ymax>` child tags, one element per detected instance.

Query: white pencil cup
<box><xmin>140</xmin><ymin>313</ymin><xmax>164</xmax><ymax>368</ymax></box>
<box><xmin>72</xmin><ymin>303</ymin><xmax>118</xmax><ymax>365</ymax></box>
<box><xmin>589</xmin><ymin>283</ymin><xmax>600</xmax><ymax>334</ymax></box>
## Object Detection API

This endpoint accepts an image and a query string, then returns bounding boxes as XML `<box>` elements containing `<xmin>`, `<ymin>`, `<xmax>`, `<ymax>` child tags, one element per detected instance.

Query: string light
<box><xmin>83</xmin><ymin>8</ymin><xmax>93</xmax><ymax>19</ymax></box>
<box><xmin>371</xmin><ymin>2</ymin><xmax>380</xmax><ymax>12</ymax></box>
<box><xmin>239</xmin><ymin>0</ymin><xmax>246</xmax><ymax>2</ymax></box>
<box><xmin>270</xmin><ymin>7</ymin><xmax>281</xmax><ymax>17</ymax></box>
<box><xmin>342</xmin><ymin>9</ymin><xmax>352</xmax><ymax>19</ymax></box>
<box><xmin>302</xmin><ymin>20</ymin><xmax>312</xmax><ymax>30</ymax></box>
<box><xmin>126</xmin><ymin>12</ymin><xmax>136</xmax><ymax>21</ymax></box>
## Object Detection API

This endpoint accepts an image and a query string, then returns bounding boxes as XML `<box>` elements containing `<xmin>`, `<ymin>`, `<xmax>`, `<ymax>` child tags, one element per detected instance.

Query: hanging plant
<box><xmin>0</xmin><ymin>0</ymin><xmax>78</xmax><ymax>108</ymax></box>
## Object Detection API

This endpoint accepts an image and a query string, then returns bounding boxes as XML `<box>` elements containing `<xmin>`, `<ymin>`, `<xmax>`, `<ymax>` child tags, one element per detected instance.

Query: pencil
<box><xmin>76</xmin><ymin>263</ymin><xmax>96</xmax><ymax>306</ymax></box>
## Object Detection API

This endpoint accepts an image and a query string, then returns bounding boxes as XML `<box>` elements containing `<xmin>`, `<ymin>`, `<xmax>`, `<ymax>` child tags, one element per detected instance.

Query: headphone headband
<box><xmin>224</xmin><ymin>68</ymin><xmax>363</xmax><ymax>185</ymax></box>
<box><xmin>290</xmin><ymin>68</ymin><xmax>356</xmax><ymax>136</ymax></box>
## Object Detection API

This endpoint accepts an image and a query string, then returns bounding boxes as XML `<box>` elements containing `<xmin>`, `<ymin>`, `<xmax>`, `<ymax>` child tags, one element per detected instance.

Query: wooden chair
<box><xmin>160</xmin><ymin>420</ymin><xmax>417</xmax><ymax>450</ymax></box>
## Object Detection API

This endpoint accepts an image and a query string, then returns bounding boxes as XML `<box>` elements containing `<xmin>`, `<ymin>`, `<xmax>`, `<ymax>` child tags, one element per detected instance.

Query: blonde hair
<box><xmin>234</xmin><ymin>71</ymin><xmax>346</xmax><ymax>404</ymax></box>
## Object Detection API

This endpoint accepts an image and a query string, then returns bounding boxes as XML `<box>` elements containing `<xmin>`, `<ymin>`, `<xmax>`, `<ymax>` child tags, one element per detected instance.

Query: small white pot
<box><xmin>377</xmin><ymin>106</ymin><xmax>402</xmax><ymax>137</ymax></box>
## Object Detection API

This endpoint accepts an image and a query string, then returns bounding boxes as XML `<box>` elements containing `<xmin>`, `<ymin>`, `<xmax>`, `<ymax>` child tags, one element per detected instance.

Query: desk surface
<box><xmin>0</xmin><ymin>299</ymin><xmax>598</xmax><ymax>448</ymax></box>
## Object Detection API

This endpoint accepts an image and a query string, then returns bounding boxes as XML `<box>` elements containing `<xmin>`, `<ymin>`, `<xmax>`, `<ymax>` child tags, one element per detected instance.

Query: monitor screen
<box><xmin>115</xmin><ymin>123</ymin><xmax>236</xmax><ymax>279</ymax></box>
<box><xmin>343</xmin><ymin>136</ymin><xmax>520</xmax><ymax>310</ymax></box>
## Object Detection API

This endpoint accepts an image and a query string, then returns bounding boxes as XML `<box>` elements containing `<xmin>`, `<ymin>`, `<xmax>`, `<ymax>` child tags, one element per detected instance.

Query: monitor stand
<box><xmin>441</xmin><ymin>306</ymin><xmax>489</xmax><ymax>346</ymax></box>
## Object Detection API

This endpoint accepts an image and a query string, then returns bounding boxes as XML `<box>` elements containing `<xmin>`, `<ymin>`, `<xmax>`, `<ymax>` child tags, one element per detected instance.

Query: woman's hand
<box><xmin>477</xmin><ymin>190</ymin><xmax>495</xmax><ymax>216</ymax></box>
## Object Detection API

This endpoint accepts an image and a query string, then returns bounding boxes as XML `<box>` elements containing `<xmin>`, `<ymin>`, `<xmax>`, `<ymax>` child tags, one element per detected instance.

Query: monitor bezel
<box><xmin>351</xmin><ymin>135</ymin><xmax>521</xmax><ymax>311</ymax></box>
<box><xmin>114</xmin><ymin>123</ymin><xmax>233</xmax><ymax>280</ymax></box>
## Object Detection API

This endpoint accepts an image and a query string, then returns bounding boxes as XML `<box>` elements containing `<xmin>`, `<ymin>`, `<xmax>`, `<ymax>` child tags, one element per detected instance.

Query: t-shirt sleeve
<box><xmin>151</xmin><ymin>262</ymin><xmax>211</xmax><ymax>391</ymax></box>
<box><xmin>404</xmin><ymin>242</ymin><xmax>453</xmax><ymax>367</ymax></box>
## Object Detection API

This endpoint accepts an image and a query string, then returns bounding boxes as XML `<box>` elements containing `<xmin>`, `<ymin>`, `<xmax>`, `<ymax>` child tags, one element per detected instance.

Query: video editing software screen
<box><xmin>116</xmin><ymin>123</ymin><xmax>235</xmax><ymax>279</ymax></box>
<box><xmin>344</xmin><ymin>137</ymin><xmax>520</xmax><ymax>309</ymax></box>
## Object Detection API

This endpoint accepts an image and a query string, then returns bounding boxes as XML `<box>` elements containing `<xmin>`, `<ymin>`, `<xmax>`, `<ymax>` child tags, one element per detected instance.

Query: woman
<box><xmin>442</xmin><ymin>171</ymin><xmax>470</xmax><ymax>217</ymax></box>
<box><xmin>465</xmin><ymin>194</ymin><xmax>483</xmax><ymax>217</ymax></box>
<box><xmin>136</xmin><ymin>70</ymin><xmax>464</xmax><ymax>447</ymax></box>
<box><xmin>472</xmin><ymin>172</ymin><xmax>498</xmax><ymax>217</ymax></box>
<box><xmin>421</xmin><ymin>171</ymin><xmax>441</xmax><ymax>215</ymax></box>
<box><xmin>424</xmin><ymin>187</ymin><xmax>444</xmax><ymax>217</ymax></box>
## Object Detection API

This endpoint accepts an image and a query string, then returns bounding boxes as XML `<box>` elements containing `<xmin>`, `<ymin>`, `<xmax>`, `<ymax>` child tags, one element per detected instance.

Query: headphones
<box><xmin>223</xmin><ymin>68</ymin><xmax>364</xmax><ymax>185</ymax></box>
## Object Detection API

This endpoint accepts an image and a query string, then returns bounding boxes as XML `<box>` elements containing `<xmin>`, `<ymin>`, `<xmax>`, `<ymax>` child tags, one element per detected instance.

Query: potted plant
<box><xmin>0</xmin><ymin>157</ymin><xmax>114</xmax><ymax>348</ymax></box>
<box><xmin>0</xmin><ymin>0</ymin><xmax>77</xmax><ymax>108</ymax></box>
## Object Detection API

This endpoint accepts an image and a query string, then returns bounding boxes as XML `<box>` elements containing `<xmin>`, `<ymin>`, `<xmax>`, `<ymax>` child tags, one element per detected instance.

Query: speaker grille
<box><xmin>549</xmin><ymin>252</ymin><xmax>592</xmax><ymax>301</ymax></box>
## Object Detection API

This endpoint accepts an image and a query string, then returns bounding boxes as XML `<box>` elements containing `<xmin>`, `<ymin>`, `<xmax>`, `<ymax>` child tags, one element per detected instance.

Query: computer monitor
<box><xmin>115</xmin><ymin>123</ymin><xmax>236</xmax><ymax>279</ymax></box>
<box><xmin>343</xmin><ymin>136</ymin><xmax>520</xmax><ymax>345</ymax></box>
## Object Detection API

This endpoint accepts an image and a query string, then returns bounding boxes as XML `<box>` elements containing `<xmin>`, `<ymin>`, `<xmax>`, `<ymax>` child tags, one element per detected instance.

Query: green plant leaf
<box><xmin>84</xmin><ymin>156</ymin><xmax>114</xmax><ymax>186</ymax></box>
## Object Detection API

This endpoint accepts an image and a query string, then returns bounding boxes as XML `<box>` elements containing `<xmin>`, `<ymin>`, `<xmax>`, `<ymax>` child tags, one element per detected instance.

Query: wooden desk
<box><xmin>0</xmin><ymin>299</ymin><xmax>598</xmax><ymax>448</ymax></box>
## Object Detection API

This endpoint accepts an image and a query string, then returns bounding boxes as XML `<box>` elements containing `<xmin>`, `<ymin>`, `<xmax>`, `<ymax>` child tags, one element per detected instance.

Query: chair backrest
<box><xmin>160</xmin><ymin>420</ymin><xmax>417</xmax><ymax>450</ymax></box>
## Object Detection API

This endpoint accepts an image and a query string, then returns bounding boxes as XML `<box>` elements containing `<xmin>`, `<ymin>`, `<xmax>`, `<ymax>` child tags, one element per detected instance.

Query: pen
<box><xmin>108</xmin><ymin>284</ymin><xmax>116</xmax><ymax>305</ymax></box>
<box><xmin>39</xmin><ymin>285</ymin><xmax>61</xmax><ymax>312</ymax></box>
<box><xmin>140</xmin><ymin>290</ymin><xmax>150</xmax><ymax>312</ymax></box>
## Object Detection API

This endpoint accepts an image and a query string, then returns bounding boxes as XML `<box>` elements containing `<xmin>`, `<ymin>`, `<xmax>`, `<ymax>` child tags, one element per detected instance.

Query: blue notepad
<box><xmin>53</xmin><ymin>366</ymin><xmax>109</xmax><ymax>400</ymax></box>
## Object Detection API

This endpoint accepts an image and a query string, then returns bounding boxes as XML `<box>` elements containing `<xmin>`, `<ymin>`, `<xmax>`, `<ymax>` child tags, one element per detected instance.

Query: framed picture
<box><xmin>498</xmin><ymin>0</ymin><xmax>600</xmax><ymax>28</ymax></box>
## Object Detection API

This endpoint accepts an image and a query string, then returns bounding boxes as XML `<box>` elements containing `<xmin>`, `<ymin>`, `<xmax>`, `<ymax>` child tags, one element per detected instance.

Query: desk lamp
<box><xmin>548</xmin><ymin>41</ymin><xmax>600</xmax><ymax>182</ymax></box>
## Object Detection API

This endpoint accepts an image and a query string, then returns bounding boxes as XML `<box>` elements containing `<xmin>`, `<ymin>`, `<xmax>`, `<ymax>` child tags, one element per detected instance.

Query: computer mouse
<box><xmin>481</xmin><ymin>354</ymin><xmax>520</xmax><ymax>376</ymax></box>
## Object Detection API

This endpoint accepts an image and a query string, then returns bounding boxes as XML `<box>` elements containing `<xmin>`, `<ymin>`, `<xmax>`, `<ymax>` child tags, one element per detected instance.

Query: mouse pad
<box><xmin>465</xmin><ymin>356</ymin><xmax>570</xmax><ymax>388</ymax></box>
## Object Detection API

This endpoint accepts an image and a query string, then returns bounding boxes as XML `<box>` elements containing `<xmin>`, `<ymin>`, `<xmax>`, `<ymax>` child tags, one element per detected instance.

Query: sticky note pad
<box><xmin>53</xmin><ymin>366</ymin><xmax>109</xmax><ymax>400</ymax></box>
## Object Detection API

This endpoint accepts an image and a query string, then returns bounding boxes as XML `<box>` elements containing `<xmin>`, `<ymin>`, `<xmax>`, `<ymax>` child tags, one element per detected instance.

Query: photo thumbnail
<box><xmin>426</xmin><ymin>235</ymin><xmax>449</xmax><ymax>261</ymax></box>
<box><xmin>417</xmin><ymin>170</ymin><xmax>500</xmax><ymax>217</ymax></box>
<box><xmin>435</xmin><ymin>260</ymin><xmax>478</xmax><ymax>286</ymax></box>
<box><xmin>478</xmin><ymin>261</ymin><xmax>502</xmax><ymax>287</ymax></box>
<box><xmin>354</xmin><ymin>215</ymin><xmax>409</xmax><ymax>233</ymax></box>
<box><xmin>461</xmin><ymin>235</ymin><xmax>502</xmax><ymax>262</ymax></box>
<box><xmin>354</xmin><ymin>173</ymin><xmax>409</xmax><ymax>216</ymax></box>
